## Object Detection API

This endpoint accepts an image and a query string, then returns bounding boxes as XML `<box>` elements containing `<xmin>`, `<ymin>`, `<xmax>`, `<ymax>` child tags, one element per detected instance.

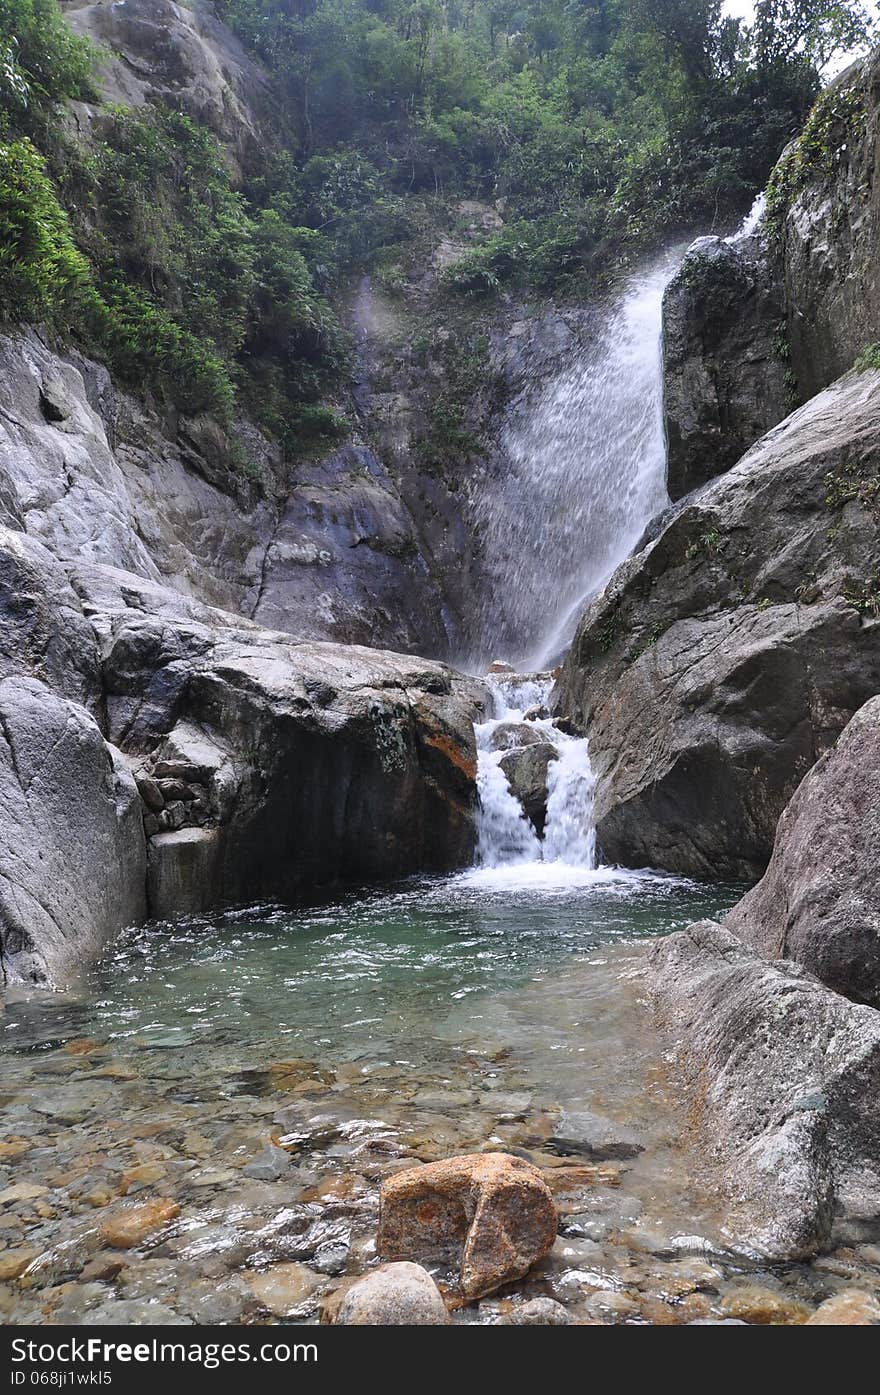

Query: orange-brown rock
<box><xmin>99</xmin><ymin>1199</ymin><xmax>180</xmax><ymax>1249</ymax></box>
<box><xmin>806</xmin><ymin>1290</ymin><xmax>880</xmax><ymax>1324</ymax></box>
<box><xmin>378</xmin><ymin>1152</ymin><xmax>558</xmax><ymax>1299</ymax></box>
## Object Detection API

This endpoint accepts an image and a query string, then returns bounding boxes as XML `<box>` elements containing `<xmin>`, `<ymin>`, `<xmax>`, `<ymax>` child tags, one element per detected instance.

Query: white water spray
<box><xmin>472</xmin><ymin>248</ymin><xmax>682</xmax><ymax>670</ymax></box>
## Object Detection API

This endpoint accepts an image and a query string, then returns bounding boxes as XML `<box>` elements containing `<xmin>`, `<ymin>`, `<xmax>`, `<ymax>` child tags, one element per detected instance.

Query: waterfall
<box><xmin>471</xmin><ymin>247</ymin><xmax>682</xmax><ymax>671</ymax></box>
<box><xmin>474</xmin><ymin>676</ymin><xmax>597</xmax><ymax>871</ymax></box>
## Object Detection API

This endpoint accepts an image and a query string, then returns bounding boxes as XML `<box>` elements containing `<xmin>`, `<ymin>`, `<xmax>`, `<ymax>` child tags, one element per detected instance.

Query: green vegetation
<box><xmin>0</xmin><ymin>0</ymin><xmax>876</xmax><ymax>469</ymax></box>
<box><xmin>855</xmin><ymin>342</ymin><xmax>880</xmax><ymax>371</ymax></box>
<box><xmin>765</xmin><ymin>75</ymin><xmax>868</xmax><ymax>237</ymax></box>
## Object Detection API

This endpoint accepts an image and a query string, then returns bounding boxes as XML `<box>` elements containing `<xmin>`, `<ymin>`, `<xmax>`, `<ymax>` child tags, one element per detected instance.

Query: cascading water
<box><xmin>474</xmin><ymin>674</ymin><xmax>597</xmax><ymax>874</ymax></box>
<box><xmin>471</xmin><ymin>247</ymin><xmax>683</xmax><ymax>671</ymax></box>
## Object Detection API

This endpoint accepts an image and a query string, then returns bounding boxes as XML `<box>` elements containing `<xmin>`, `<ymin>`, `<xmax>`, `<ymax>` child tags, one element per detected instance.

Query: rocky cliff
<box><xmin>556</xmin><ymin>47</ymin><xmax>880</xmax><ymax>880</ymax></box>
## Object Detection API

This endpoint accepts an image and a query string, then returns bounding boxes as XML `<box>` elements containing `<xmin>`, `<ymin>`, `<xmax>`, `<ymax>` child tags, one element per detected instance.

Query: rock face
<box><xmin>774</xmin><ymin>52</ymin><xmax>880</xmax><ymax>401</ymax></box>
<box><xmin>89</xmin><ymin>572</ymin><xmax>484</xmax><ymax>912</ymax></box>
<box><xmin>663</xmin><ymin>233</ymin><xmax>790</xmax><ymax>500</ymax></box>
<box><xmin>649</xmin><ymin>921</ymin><xmax>880</xmax><ymax>1258</ymax></box>
<box><xmin>726</xmin><ymin>697</ymin><xmax>880</xmax><ymax>1007</ymax></box>
<box><xmin>378</xmin><ymin>1152</ymin><xmax>558</xmax><ymax>1299</ymax></box>
<box><xmin>0</xmin><ymin>676</ymin><xmax>146</xmax><ymax>986</ymax></box>
<box><xmin>554</xmin><ymin>369</ymin><xmax>880</xmax><ymax>877</ymax></box>
<box><xmin>61</xmin><ymin>0</ymin><xmax>274</xmax><ymax>173</ymax></box>
<box><xmin>334</xmin><ymin>1263</ymin><xmax>451</xmax><ymax>1325</ymax></box>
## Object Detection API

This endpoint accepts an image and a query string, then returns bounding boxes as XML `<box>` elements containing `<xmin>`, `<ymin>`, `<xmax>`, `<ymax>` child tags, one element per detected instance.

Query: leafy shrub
<box><xmin>0</xmin><ymin>137</ymin><xmax>90</xmax><ymax>324</ymax></box>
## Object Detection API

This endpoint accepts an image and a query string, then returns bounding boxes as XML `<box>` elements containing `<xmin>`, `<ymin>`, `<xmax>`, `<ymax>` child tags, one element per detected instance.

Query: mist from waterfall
<box><xmin>471</xmin><ymin>248</ymin><xmax>683</xmax><ymax>671</ymax></box>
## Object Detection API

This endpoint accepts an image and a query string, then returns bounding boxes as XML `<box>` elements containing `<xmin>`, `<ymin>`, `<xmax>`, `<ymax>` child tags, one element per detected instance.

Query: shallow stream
<box><xmin>3</xmin><ymin>868</ymin><xmax>878</xmax><ymax>1325</ymax></box>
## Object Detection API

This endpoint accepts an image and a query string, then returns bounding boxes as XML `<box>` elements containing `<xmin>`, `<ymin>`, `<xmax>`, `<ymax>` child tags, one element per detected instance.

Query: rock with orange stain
<box><xmin>378</xmin><ymin>1152</ymin><xmax>558</xmax><ymax>1299</ymax></box>
<box><xmin>99</xmin><ymin>1199</ymin><xmax>180</xmax><ymax>1249</ymax></box>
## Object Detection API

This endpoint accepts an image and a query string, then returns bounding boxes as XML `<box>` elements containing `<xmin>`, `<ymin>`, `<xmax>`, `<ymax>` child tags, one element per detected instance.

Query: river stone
<box><xmin>505</xmin><ymin>1296</ymin><xmax>572</xmax><ymax>1324</ymax></box>
<box><xmin>241</xmin><ymin>1144</ymin><xmax>292</xmax><ymax>1181</ymax></box>
<box><xmin>246</xmin><ymin>1262</ymin><xmax>324</xmax><ymax>1317</ymax></box>
<box><xmin>99</xmin><ymin>1199</ymin><xmax>181</xmax><ymax>1249</ymax></box>
<box><xmin>806</xmin><ymin>1289</ymin><xmax>880</xmax><ymax>1324</ymax></box>
<box><xmin>726</xmin><ymin>696</ymin><xmax>880</xmax><ymax>1006</ymax></box>
<box><xmin>549</xmin><ymin>1109</ymin><xmax>644</xmax><ymax>1161</ymax></box>
<box><xmin>663</xmin><ymin>233</ymin><xmax>789</xmax><ymax>500</ymax></box>
<box><xmin>554</xmin><ymin>367</ymin><xmax>880</xmax><ymax>878</ymax></box>
<box><xmin>650</xmin><ymin>921</ymin><xmax>880</xmax><ymax>1258</ymax></box>
<box><xmin>334</xmin><ymin>1262</ymin><xmax>450</xmax><ymax>1325</ymax></box>
<box><xmin>378</xmin><ymin>1152</ymin><xmax>558</xmax><ymax>1299</ymax></box>
<box><xmin>719</xmin><ymin>1285</ymin><xmax>811</xmax><ymax>1325</ymax></box>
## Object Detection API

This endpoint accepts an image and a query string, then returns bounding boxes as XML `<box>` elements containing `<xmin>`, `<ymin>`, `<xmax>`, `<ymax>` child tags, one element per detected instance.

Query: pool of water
<box><xmin>1</xmin><ymin>867</ymin><xmax>877</xmax><ymax>1326</ymax></box>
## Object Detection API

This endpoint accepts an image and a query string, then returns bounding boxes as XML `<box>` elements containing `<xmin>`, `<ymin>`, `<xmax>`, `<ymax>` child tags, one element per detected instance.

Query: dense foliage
<box><xmin>0</xmin><ymin>0</ymin><xmax>876</xmax><ymax>457</ymax></box>
<box><xmin>217</xmin><ymin>0</ymin><xmax>876</xmax><ymax>296</ymax></box>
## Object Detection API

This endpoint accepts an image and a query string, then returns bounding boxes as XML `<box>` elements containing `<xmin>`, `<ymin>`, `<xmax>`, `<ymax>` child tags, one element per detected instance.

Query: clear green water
<box><xmin>2</xmin><ymin>865</ymin><xmax>738</xmax><ymax>1063</ymax></box>
<box><xmin>9</xmin><ymin>867</ymin><xmax>869</xmax><ymax>1326</ymax></box>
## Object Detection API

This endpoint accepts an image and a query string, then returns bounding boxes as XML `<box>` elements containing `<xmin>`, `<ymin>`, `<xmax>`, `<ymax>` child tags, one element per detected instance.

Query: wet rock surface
<box><xmin>663</xmin><ymin>233</ymin><xmax>790</xmax><ymax>501</ymax></box>
<box><xmin>554</xmin><ymin>369</ymin><xmax>880</xmax><ymax>878</ymax></box>
<box><xmin>726</xmin><ymin>695</ymin><xmax>880</xmax><ymax>1007</ymax></box>
<box><xmin>334</xmin><ymin>1263</ymin><xmax>450</xmax><ymax>1325</ymax></box>
<box><xmin>649</xmin><ymin>920</ymin><xmax>880</xmax><ymax>1259</ymax></box>
<box><xmin>378</xmin><ymin>1152</ymin><xmax>558</xmax><ymax>1298</ymax></box>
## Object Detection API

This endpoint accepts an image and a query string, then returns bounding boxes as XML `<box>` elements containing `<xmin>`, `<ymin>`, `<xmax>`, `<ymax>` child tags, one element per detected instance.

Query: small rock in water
<box><xmin>550</xmin><ymin>1109</ymin><xmax>644</xmax><ymax>1161</ymax></box>
<box><xmin>242</xmin><ymin>1145</ymin><xmax>292</xmax><ymax>1181</ymax></box>
<box><xmin>334</xmin><ymin>1262</ymin><xmax>450</xmax><ymax>1325</ymax></box>
<box><xmin>99</xmin><ymin>1199</ymin><xmax>181</xmax><ymax>1249</ymax></box>
<box><xmin>88</xmin><ymin>1299</ymin><xmax>190</xmax><ymax>1326</ymax></box>
<box><xmin>806</xmin><ymin>1290</ymin><xmax>880</xmax><ymax>1324</ymax></box>
<box><xmin>246</xmin><ymin>1262</ymin><xmax>324</xmax><ymax>1317</ymax></box>
<box><xmin>312</xmin><ymin>1241</ymin><xmax>350</xmax><ymax>1276</ymax></box>
<box><xmin>505</xmin><ymin>1297</ymin><xmax>572</xmax><ymax>1325</ymax></box>
<box><xmin>378</xmin><ymin>1152</ymin><xmax>558</xmax><ymax>1299</ymax></box>
<box><xmin>0</xmin><ymin>1247</ymin><xmax>38</xmax><ymax>1280</ymax></box>
<box><xmin>719</xmin><ymin>1284</ymin><xmax>811</xmax><ymax>1325</ymax></box>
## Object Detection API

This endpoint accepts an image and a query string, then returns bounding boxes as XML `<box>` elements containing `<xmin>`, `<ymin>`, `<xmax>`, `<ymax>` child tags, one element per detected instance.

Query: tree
<box><xmin>749</xmin><ymin>0</ymin><xmax>878</xmax><ymax>71</ymax></box>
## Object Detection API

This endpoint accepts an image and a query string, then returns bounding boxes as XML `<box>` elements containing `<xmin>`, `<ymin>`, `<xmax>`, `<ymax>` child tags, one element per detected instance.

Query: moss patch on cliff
<box><xmin>765</xmin><ymin>76</ymin><xmax>868</xmax><ymax>239</ymax></box>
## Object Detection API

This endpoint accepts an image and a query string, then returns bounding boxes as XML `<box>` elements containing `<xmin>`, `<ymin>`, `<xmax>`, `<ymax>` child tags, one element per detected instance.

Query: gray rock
<box><xmin>550</xmin><ymin>1109</ymin><xmax>644</xmax><ymax>1161</ymax></box>
<box><xmin>241</xmin><ymin>1145</ymin><xmax>292</xmax><ymax>1182</ymax></box>
<box><xmin>555</xmin><ymin>369</ymin><xmax>880</xmax><ymax>877</ymax></box>
<box><xmin>726</xmin><ymin>696</ymin><xmax>880</xmax><ymax>1006</ymax></box>
<box><xmin>663</xmin><ymin>234</ymin><xmax>790</xmax><ymax>500</ymax></box>
<box><xmin>0</xmin><ymin>676</ymin><xmax>146</xmax><ymax>987</ymax></box>
<box><xmin>87</xmin><ymin>1299</ymin><xmax>191</xmax><ymax>1326</ymax></box>
<box><xmin>312</xmin><ymin>1241</ymin><xmax>350</xmax><ymax>1276</ymax></box>
<box><xmin>649</xmin><ymin>920</ymin><xmax>880</xmax><ymax>1258</ymax></box>
<box><xmin>95</xmin><ymin>581</ymin><xmax>486</xmax><ymax>912</ymax></box>
<box><xmin>776</xmin><ymin>52</ymin><xmax>880</xmax><ymax>401</ymax></box>
<box><xmin>499</xmin><ymin>740</ymin><xmax>557</xmax><ymax>837</ymax></box>
<box><xmin>505</xmin><ymin>1297</ymin><xmax>572</xmax><ymax>1325</ymax></box>
<box><xmin>334</xmin><ymin>1262</ymin><xmax>451</xmax><ymax>1325</ymax></box>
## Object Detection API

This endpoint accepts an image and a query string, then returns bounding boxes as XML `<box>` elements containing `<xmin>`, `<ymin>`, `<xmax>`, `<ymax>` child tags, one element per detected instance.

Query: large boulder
<box><xmin>726</xmin><ymin>696</ymin><xmax>880</xmax><ymax>1007</ymax></box>
<box><xmin>77</xmin><ymin>568</ymin><xmax>485</xmax><ymax>913</ymax></box>
<box><xmin>378</xmin><ymin>1152</ymin><xmax>558</xmax><ymax>1299</ymax></box>
<box><xmin>663</xmin><ymin>233</ymin><xmax>790</xmax><ymax>500</ymax></box>
<box><xmin>554</xmin><ymin>369</ymin><xmax>880</xmax><ymax>877</ymax></box>
<box><xmin>0</xmin><ymin>676</ymin><xmax>146</xmax><ymax>986</ymax></box>
<box><xmin>649</xmin><ymin>921</ymin><xmax>880</xmax><ymax>1258</ymax></box>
